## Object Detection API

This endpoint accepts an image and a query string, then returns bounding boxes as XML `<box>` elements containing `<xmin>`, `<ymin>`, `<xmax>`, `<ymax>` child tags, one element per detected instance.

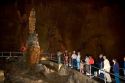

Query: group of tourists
<box><xmin>56</xmin><ymin>50</ymin><xmax>125</xmax><ymax>83</ymax></box>
<box><xmin>57</xmin><ymin>50</ymin><xmax>81</xmax><ymax>69</ymax></box>
<box><xmin>98</xmin><ymin>55</ymin><xmax>112</xmax><ymax>83</ymax></box>
<box><xmin>98</xmin><ymin>55</ymin><xmax>125</xmax><ymax>83</ymax></box>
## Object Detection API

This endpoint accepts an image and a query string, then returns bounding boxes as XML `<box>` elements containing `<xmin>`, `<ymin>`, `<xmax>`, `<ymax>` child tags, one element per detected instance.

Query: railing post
<box><xmin>22</xmin><ymin>52</ymin><xmax>24</xmax><ymax>57</ymax></box>
<box><xmin>10</xmin><ymin>52</ymin><xmax>11</xmax><ymax>57</ymax></box>
<box><xmin>50</xmin><ymin>53</ymin><xmax>52</xmax><ymax>60</ymax></box>
<box><xmin>2</xmin><ymin>52</ymin><xmax>3</xmax><ymax>57</ymax></box>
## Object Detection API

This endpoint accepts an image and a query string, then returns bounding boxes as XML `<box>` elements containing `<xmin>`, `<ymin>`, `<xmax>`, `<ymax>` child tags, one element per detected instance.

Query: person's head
<box><xmin>112</xmin><ymin>59</ymin><xmax>117</xmax><ymax>63</ymax></box>
<box><xmin>73</xmin><ymin>51</ymin><xmax>75</xmax><ymax>54</ymax></box>
<box><xmin>78</xmin><ymin>52</ymin><xmax>80</xmax><ymax>55</ymax></box>
<box><xmin>103</xmin><ymin>56</ymin><xmax>106</xmax><ymax>60</ymax></box>
<box><xmin>124</xmin><ymin>57</ymin><xmax>125</xmax><ymax>61</ymax></box>
<box><xmin>99</xmin><ymin>54</ymin><xmax>103</xmax><ymax>58</ymax></box>
<box><xmin>65</xmin><ymin>50</ymin><xmax>68</xmax><ymax>53</ymax></box>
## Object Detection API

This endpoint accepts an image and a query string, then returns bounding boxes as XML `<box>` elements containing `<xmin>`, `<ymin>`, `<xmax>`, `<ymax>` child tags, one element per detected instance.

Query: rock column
<box><xmin>27</xmin><ymin>8</ymin><xmax>40</xmax><ymax>66</ymax></box>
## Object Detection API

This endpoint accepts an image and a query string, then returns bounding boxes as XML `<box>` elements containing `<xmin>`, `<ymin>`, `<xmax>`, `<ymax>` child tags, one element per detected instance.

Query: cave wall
<box><xmin>35</xmin><ymin>0</ymin><xmax>125</xmax><ymax>59</ymax></box>
<box><xmin>0</xmin><ymin>0</ymin><xmax>32</xmax><ymax>51</ymax></box>
<box><xmin>0</xmin><ymin>4</ymin><xmax>21</xmax><ymax>51</ymax></box>
<box><xmin>0</xmin><ymin>0</ymin><xmax>125</xmax><ymax>59</ymax></box>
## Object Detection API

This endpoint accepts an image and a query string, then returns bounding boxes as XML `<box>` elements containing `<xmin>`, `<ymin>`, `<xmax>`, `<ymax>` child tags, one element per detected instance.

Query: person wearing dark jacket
<box><xmin>112</xmin><ymin>59</ymin><xmax>120</xmax><ymax>83</ymax></box>
<box><xmin>97</xmin><ymin>54</ymin><xmax>104</xmax><ymax>79</ymax></box>
<box><xmin>98</xmin><ymin>54</ymin><xmax>104</xmax><ymax>69</ymax></box>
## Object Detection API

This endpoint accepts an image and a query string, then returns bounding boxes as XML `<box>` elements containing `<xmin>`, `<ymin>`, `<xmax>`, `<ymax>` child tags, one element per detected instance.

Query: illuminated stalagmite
<box><xmin>27</xmin><ymin>8</ymin><xmax>40</xmax><ymax>66</ymax></box>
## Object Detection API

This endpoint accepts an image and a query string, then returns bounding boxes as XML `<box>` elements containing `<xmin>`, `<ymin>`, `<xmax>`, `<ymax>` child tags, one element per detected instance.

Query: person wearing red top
<box><xmin>89</xmin><ymin>56</ymin><xmax>94</xmax><ymax>75</ymax></box>
<box><xmin>89</xmin><ymin>56</ymin><xmax>94</xmax><ymax>65</ymax></box>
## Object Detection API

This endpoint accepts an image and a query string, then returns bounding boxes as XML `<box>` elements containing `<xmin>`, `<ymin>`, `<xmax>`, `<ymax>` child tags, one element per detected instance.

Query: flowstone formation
<box><xmin>27</xmin><ymin>8</ymin><xmax>40</xmax><ymax>66</ymax></box>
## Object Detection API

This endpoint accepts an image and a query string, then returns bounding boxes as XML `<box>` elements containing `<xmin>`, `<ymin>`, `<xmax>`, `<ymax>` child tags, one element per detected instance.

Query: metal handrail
<box><xmin>0</xmin><ymin>52</ymin><xmax>23</xmax><ymax>54</ymax></box>
<box><xmin>94</xmin><ymin>63</ymin><xmax>125</xmax><ymax>70</ymax></box>
<box><xmin>0</xmin><ymin>52</ymin><xmax>23</xmax><ymax>57</ymax></box>
<box><xmin>91</xmin><ymin>65</ymin><xmax>125</xmax><ymax>80</ymax></box>
<box><xmin>47</xmin><ymin>55</ymin><xmax>125</xmax><ymax>83</ymax></box>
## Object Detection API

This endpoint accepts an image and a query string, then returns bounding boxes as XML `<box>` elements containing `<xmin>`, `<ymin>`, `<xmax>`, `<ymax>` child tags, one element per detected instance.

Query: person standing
<box><xmin>89</xmin><ymin>56</ymin><xmax>94</xmax><ymax>75</ymax></box>
<box><xmin>98</xmin><ymin>54</ymin><xmax>104</xmax><ymax>69</ymax></box>
<box><xmin>112</xmin><ymin>59</ymin><xmax>120</xmax><ymax>83</ymax></box>
<box><xmin>71</xmin><ymin>51</ymin><xmax>77</xmax><ymax>69</ymax></box>
<box><xmin>68</xmin><ymin>52</ymin><xmax>72</xmax><ymax>67</ymax></box>
<box><xmin>103</xmin><ymin>56</ymin><xmax>112</xmax><ymax>83</ymax></box>
<box><xmin>85</xmin><ymin>55</ymin><xmax>90</xmax><ymax>75</ymax></box>
<box><xmin>76</xmin><ymin>52</ymin><xmax>81</xmax><ymax>70</ymax></box>
<box><xmin>97</xmin><ymin>54</ymin><xmax>104</xmax><ymax>79</ymax></box>
<box><xmin>64</xmin><ymin>50</ymin><xmax>69</xmax><ymax>66</ymax></box>
<box><xmin>57</xmin><ymin>50</ymin><xmax>62</xmax><ymax>64</ymax></box>
<box><xmin>80</xmin><ymin>60</ymin><xmax>84</xmax><ymax>74</ymax></box>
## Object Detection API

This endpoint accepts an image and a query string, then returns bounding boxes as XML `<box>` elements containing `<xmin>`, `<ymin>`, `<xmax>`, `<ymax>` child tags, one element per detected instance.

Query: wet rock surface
<box><xmin>3</xmin><ymin>60</ymin><xmax>98</xmax><ymax>83</ymax></box>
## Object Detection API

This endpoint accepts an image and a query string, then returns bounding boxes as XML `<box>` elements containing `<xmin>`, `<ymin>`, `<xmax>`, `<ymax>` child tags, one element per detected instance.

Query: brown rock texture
<box><xmin>0</xmin><ymin>0</ymin><xmax>125</xmax><ymax>59</ymax></box>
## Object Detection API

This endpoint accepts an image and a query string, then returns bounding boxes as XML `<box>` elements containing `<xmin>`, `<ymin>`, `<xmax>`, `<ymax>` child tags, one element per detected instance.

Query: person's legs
<box><xmin>69</xmin><ymin>59</ymin><xmax>71</xmax><ymax>67</ymax></box>
<box><xmin>66</xmin><ymin>60</ymin><xmax>68</xmax><ymax>66</ymax></box>
<box><xmin>80</xmin><ymin>67</ymin><xmax>83</xmax><ymax>73</ymax></box>
<box><xmin>77</xmin><ymin>62</ymin><xmax>80</xmax><ymax>69</ymax></box>
<box><xmin>86</xmin><ymin>65</ymin><xmax>90</xmax><ymax>75</ymax></box>
<box><xmin>104</xmin><ymin>72</ymin><xmax>112</xmax><ymax>82</ymax></box>
<box><xmin>115</xmin><ymin>73</ymin><xmax>120</xmax><ymax>83</ymax></box>
<box><xmin>73</xmin><ymin>59</ymin><xmax>75</xmax><ymax>68</ymax></box>
<box><xmin>82</xmin><ymin>68</ymin><xmax>84</xmax><ymax>73</ymax></box>
<box><xmin>71</xmin><ymin>59</ymin><xmax>73</xmax><ymax>68</ymax></box>
<box><xmin>124</xmin><ymin>69</ymin><xmax>125</xmax><ymax>76</ymax></box>
<box><xmin>74</xmin><ymin>59</ymin><xmax>77</xmax><ymax>69</ymax></box>
<box><xmin>90</xmin><ymin>65</ymin><xmax>91</xmax><ymax>75</ymax></box>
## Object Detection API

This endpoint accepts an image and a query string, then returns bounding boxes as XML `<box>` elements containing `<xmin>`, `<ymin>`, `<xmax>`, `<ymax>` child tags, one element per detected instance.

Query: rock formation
<box><xmin>27</xmin><ymin>8</ymin><xmax>40</xmax><ymax>66</ymax></box>
<box><xmin>4</xmin><ymin>60</ymin><xmax>98</xmax><ymax>83</ymax></box>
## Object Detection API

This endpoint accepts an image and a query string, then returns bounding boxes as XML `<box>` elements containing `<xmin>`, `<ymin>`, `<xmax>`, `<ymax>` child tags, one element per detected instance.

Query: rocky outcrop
<box><xmin>0</xmin><ymin>70</ymin><xmax>4</xmax><ymax>83</ymax></box>
<box><xmin>4</xmin><ymin>60</ymin><xmax>98</xmax><ymax>83</ymax></box>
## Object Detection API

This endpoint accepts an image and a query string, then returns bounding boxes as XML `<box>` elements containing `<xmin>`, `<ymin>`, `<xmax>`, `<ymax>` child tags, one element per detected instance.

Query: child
<box><xmin>80</xmin><ymin>60</ymin><xmax>84</xmax><ymax>74</ymax></box>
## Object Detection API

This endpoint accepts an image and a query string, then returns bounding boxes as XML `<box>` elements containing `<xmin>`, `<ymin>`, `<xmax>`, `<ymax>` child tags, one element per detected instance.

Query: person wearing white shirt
<box><xmin>103</xmin><ymin>56</ymin><xmax>112</xmax><ymax>83</ymax></box>
<box><xmin>71</xmin><ymin>51</ymin><xmax>77</xmax><ymax>69</ymax></box>
<box><xmin>77</xmin><ymin>52</ymin><xmax>81</xmax><ymax>70</ymax></box>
